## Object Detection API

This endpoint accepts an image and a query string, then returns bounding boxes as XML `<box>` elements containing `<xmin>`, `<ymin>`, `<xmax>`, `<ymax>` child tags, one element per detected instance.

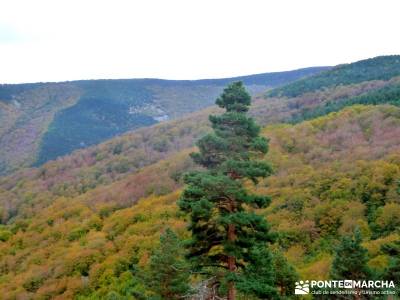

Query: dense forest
<box><xmin>0</xmin><ymin>56</ymin><xmax>399</xmax><ymax>299</ymax></box>
<box><xmin>288</xmin><ymin>79</ymin><xmax>400</xmax><ymax>123</ymax></box>
<box><xmin>268</xmin><ymin>55</ymin><xmax>400</xmax><ymax>97</ymax></box>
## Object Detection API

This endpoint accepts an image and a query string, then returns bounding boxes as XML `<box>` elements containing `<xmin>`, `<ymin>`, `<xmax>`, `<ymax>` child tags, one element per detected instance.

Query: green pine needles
<box><xmin>179</xmin><ymin>81</ymin><xmax>277</xmax><ymax>299</ymax></box>
<box><xmin>145</xmin><ymin>228</ymin><xmax>192</xmax><ymax>299</ymax></box>
<box><xmin>330</xmin><ymin>228</ymin><xmax>370</xmax><ymax>280</ymax></box>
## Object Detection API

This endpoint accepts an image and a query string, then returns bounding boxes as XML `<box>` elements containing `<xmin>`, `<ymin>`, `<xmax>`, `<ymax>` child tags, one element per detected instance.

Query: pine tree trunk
<box><xmin>355</xmin><ymin>288</ymin><xmax>361</xmax><ymax>300</ymax></box>
<box><xmin>227</xmin><ymin>224</ymin><xmax>236</xmax><ymax>300</ymax></box>
<box><xmin>228</xmin><ymin>280</ymin><xmax>236</xmax><ymax>300</ymax></box>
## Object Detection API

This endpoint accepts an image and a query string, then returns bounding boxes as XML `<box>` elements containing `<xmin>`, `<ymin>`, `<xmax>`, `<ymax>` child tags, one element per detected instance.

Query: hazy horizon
<box><xmin>1</xmin><ymin>0</ymin><xmax>400</xmax><ymax>83</ymax></box>
<box><xmin>0</xmin><ymin>64</ymin><xmax>333</xmax><ymax>85</ymax></box>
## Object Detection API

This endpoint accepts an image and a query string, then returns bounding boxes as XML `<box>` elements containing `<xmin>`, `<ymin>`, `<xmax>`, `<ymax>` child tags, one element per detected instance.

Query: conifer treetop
<box><xmin>216</xmin><ymin>81</ymin><xmax>251</xmax><ymax>112</ymax></box>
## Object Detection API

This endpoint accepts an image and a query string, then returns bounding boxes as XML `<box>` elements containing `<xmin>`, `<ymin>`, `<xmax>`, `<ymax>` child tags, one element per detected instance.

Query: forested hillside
<box><xmin>0</xmin><ymin>105</ymin><xmax>399</xmax><ymax>298</ymax></box>
<box><xmin>0</xmin><ymin>67</ymin><xmax>327</xmax><ymax>175</ymax></box>
<box><xmin>268</xmin><ymin>55</ymin><xmax>400</xmax><ymax>97</ymax></box>
<box><xmin>0</xmin><ymin>56</ymin><xmax>399</xmax><ymax>298</ymax></box>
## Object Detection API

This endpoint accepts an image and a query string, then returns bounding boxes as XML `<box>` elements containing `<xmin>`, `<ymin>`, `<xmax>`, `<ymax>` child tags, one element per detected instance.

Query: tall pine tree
<box><xmin>179</xmin><ymin>82</ymin><xmax>276</xmax><ymax>299</ymax></box>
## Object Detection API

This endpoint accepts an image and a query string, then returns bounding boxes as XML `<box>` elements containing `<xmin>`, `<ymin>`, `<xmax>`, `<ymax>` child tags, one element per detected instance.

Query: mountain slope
<box><xmin>1</xmin><ymin>56</ymin><xmax>400</xmax><ymax>225</ymax></box>
<box><xmin>1</xmin><ymin>55</ymin><xmax>400</xmax><ymax>298</ymax></box>
<box><xmin>268</xmin><ymin>55</ymin><xmax>400</xmax><ymax>97</ymax></box>
<box><xmin>0</xmin><ymin>67</ymin><xmax>328</xmax><ymax>175</ymax></box>
<box><xmin>0</xmin><ymin>105</ymin><xmax>399</xmax><ymax>298</ymax></box>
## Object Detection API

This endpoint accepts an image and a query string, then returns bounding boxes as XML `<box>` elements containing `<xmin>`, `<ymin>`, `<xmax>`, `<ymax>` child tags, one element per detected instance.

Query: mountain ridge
<box><xmin>0</xmin><ymin>66</ymin><xmax>329</xmax><ymax>175</ymax></box>
<box><xmin>0</xmin><ymin>66</ymin><xmax>330</xmax><ymax>87</ymax></box>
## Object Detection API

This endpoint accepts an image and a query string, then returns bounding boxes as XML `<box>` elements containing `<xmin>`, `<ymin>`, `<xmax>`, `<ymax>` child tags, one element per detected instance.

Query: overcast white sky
<box><xmin>1</xmin><ymin>0</ymin><xmax>400</xmax><ymax>83</ymax></box>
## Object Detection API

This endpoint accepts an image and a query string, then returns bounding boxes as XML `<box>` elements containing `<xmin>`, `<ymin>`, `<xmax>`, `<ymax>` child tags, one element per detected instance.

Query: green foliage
<box><xmin>330</xmin><ymin>228</ymin><xmax>370</xmax><ymax>280</ymax></box>
<box><xmin>269</xmin><ymin>55</ymin><xmax>400</xmax><ymax>97</ymax></box>
<box><xmin>314</xmin><ymin>203</ymin><xmax>342</xmax><ymax>237</ymax></box>
<box><xmin>144</xmin><ymin>228</ymin><xmax>191</xmax><ymax>299</ymax></box>
<box><xmin>22</xmin><ymin>275</ymin><xmax>45</xmax><ymax>293</ymax></box>
<box><xmin>272</xmin><ymin>250</ymin><xmax>299</xmax><ymax>297</ymax></box>
<box><xmin>375</xmin><ymin>203</ymin><xmax>400</xmax><ymax>235</ymax></box>
<box><xmin>77</xmin><ymin>270</ymin><xmax>146</xmax><ymax>300</ymax></box>
<box><xmin>179</xmin><ymin>82</ymin><xmax>276</xmax><ymax>298</ymax></box>
<box><xmin>215</xmin><ymin>81</ymin><xmax>251</xmax><ymax>112</ymax></box>
<box><xmin>35</xmin><ymin>97</ymin><xmax>156</xmax><ymax>165</ymax></box>
<box><xmin>381</xmin><ymin>240</ymin><xmax>400</xmax><ymax>293</ymax></box>
<box><xmin>0</xmin><ymin>226</ymin><xmax>12</xmax><ymax>241</ymax></box>
<box><xmin>289</xmin><ymin>82</ymin><xmax>400</xmax><ymax>124</ymax></box>
<box><xmin>68</xmin><ymin>227</ymin><xmax>89</xmax><ymax>241</ymax></box>
<box><xmin>235</xmin><ymin>245</ymin><xmax>278</xmax><ymax>299</ymax></box>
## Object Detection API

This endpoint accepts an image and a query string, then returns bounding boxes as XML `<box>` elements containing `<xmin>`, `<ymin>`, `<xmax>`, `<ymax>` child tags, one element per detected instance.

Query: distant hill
<box><xmin>0</xmin><ymin>66</ymin><xmax>328</xmax><ymax>175</ymax></box>
<box><xmin>268</xmin><ymin>55</ymin><xmax>400</xmax><ymax>97</ymax></box>
<box><xmin>261</xmin><ymin>56</ymin><xmax>400</xmax><ymax>125</ymax></box>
